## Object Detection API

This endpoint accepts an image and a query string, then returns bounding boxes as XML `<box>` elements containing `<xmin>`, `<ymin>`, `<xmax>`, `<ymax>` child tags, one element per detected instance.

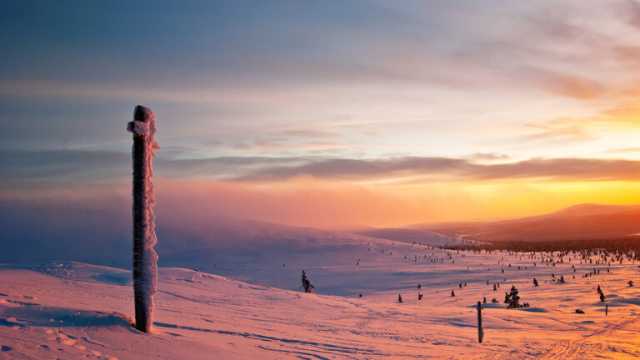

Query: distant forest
<box><xmin>445</xmin><ymin>236</ymin><xmax>640</xmax><ymax>253</ymax></box>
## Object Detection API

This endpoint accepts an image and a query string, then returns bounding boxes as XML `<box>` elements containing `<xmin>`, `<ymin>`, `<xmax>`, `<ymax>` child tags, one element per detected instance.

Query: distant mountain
<box><xmin>423</xmin><ymin>203</ymin><xmax>640</xmax><ymax>243</ymax></box>
<box><xmin>546</xmin><ymin>203</ymin><xmax>640</xmax><ymax>217</ymax></box>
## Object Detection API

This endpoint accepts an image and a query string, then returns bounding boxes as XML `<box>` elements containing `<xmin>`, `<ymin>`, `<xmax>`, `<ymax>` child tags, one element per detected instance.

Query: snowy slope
<box><xmin>357</xmin><ymin>227</ymin><xmax>463</xmax><ymax>247</ymax></box>
<box><xmin>3</xmin><ymin>245</ymin><xmax>640</xmax><ymax>359</ymax></box>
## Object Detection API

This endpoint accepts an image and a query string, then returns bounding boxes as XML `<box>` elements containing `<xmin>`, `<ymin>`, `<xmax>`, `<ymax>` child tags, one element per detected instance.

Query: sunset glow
<box><xmin>3</xmin><ymin>1</ymin><xmax>640</xmax><ymax>228</ymax></box>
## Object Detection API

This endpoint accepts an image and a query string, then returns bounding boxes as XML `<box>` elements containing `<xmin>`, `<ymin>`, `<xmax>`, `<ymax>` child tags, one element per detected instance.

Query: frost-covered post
<box><xmin>476</xmin><ymin>301</ymin><xmax>484</xmax><ymax>343</ymax></box>
<box><xmin>127</xmin><ymin>105</ymin><xmax>159</xmax><ymax>333</ymax></box>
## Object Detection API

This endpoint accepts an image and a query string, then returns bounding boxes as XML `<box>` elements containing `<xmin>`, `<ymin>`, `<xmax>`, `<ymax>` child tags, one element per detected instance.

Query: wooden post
<box><xmin>605</xmin><ymin>304</ymin><xmax>608</xmax><ymax>316</ymax></box>
<box><xmin>477</xmin><ymin>301</ymin><xmax>484</xmax><ymax>343</ymax></box>
<box><xmin>127</xmin><ymin>105</ymin><xmax>159</xmax><ymax>333</ymax></box>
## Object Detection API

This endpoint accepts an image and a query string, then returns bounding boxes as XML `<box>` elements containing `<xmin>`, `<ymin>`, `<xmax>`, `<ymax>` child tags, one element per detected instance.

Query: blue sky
<box><xmin>2</xmin><ymin>1</ymin><xmax>628</xmax><ymax>155</ymax></box>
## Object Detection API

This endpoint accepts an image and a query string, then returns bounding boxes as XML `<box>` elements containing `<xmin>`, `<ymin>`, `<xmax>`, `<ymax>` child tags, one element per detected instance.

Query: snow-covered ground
<box><xmin>2</xmin><ymin>240</ymin><xmax>640</xmax><ymax>359</ymax></box>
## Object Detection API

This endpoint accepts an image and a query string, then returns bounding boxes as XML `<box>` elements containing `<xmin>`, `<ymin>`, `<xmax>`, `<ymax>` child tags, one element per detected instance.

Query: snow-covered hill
<box><xmin>3</xmin><ymin>246</ymin><xmax>640</xmax><ymax>359</ymax></box>
<box><xmin>425</xmin><ymin>203</ymin><xmax>640</xmax><ymax>243</ymax></box>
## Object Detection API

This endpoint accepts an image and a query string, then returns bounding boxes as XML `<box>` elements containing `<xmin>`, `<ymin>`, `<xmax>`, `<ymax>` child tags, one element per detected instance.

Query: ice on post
<box><xmin>127</xmin><ymin>105</ymin><xmax>159</xmax><ymax>333</ymax></box>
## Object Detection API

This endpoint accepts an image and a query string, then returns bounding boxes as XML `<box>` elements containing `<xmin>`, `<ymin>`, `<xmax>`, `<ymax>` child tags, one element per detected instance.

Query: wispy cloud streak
<box><xmin>4</xmin><ymin>149</ymin><xmax>640</xmax><ymax>187</ymax></box>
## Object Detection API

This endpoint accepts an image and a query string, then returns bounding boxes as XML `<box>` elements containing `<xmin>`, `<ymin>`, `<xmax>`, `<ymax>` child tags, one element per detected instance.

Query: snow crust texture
<box><xmin>3</xmin><ymin>242</ymin><xmax>640</xmax><ymax>359</ymax></box>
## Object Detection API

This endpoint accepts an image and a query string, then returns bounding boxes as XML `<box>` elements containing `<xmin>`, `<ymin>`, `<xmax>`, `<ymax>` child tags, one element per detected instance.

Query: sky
<box><xmin>3</xmin><ymin>0</ymin><xmax>640</xmax><ymax>229</ymax></box>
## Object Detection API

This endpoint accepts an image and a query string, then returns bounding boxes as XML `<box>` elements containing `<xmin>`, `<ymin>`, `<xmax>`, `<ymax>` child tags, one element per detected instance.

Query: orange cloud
<box><xmin>538</xmin><ymin>72</ymin><xmax>606</xmax><ymax>100</ymax></box>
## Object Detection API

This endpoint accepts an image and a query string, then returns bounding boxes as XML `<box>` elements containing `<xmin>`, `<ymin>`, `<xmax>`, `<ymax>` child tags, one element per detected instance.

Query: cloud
<box><xmin>607</xmin><ymin>147</ymin><xmax>640</xmax><ymax>154</ymax></box>
<box><xmin>238</xmin><ymin>157</ymin><xmax>640</xmax><ymax>182</ymax></box>
<box><xmin>520</xmin><ymin>118</ymin><xmax>595</xmax><ymax>143</ymax></box>
<box><xmin>158</xmin><ymin>156</ymin><xmax>309</xmax><ymax>179</ymax></box>
<box><xmin>463</xmin><ymin>4</ymin><xmax>640</xmax><ymax>102</ymax></box>
<box><xmin>5</xmin><ymin>148</ymin><xmax>640</xmax><ymax>187</ymax></box>
<box><xmin>621</xmin><ymin>0</ymin><xmax>640</xmax><ymax>30</ymax></box>
<box><xmin>533</xmin><ymin>70</ymin><xmax>606</xmax><ymax>100</ymax></box>
<box><xmin>0</xmin><ymin>149</ymin><xmax>319</xmax><ymax>187</ymax></box>
<box><xmin>0</xmin><ymin>1</ymin><xmax>631</xmax><ymax>107</ymax></box>
<box><xmin>238</xmin><ymin>157</ymin><xmax>468</xmax><ymax>181</ymax></box>
<box><xmin>467</xmin><ymin>153</ymin><xmax>511</xmax><ymax>162</ymax></box>
<box><xmin>521</xmin><ymin>91</ymin><xmax>640</xmax><ymax>144</ymax></box>
<box><xmin>600</xmin><ymin>101</ymin><xmax>640</xmax><ymax>125</ymax></box>
<box><xmin>469</xmin><ymin>158</ymin><xmax>640</xmax><ymax>181</ymax></box>
<box><xmin>612</xmin><ymin>45</ymin><xmax>640</xmax><ymax>66</ymax></box>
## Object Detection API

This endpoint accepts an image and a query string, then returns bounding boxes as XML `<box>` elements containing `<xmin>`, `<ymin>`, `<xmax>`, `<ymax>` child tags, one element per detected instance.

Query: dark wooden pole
<box><xmin>128</xmin><ymin>105</ymin><xmax>159</xmax><ymax>333</ymax></box>
<box><xmin>477</xmin><ymin>301</ymin><xmax>484</xmax><ymax>343</ymax></box>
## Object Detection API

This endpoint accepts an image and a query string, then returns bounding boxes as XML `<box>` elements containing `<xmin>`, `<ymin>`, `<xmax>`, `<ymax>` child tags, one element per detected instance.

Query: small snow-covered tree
<box><xmin>597</xmin><ymin>284</ymin><xmax>606</xmax><ymax>303</ymax></box>
<box><xmin>505</xmin><ymin>285</ymin><xmax>521</xmax><ymax>309</ymax></box>
<box><xmin>301</xmin><ymin>270</ymin><xmax>314</xmax><ymax>293</ymax></box>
